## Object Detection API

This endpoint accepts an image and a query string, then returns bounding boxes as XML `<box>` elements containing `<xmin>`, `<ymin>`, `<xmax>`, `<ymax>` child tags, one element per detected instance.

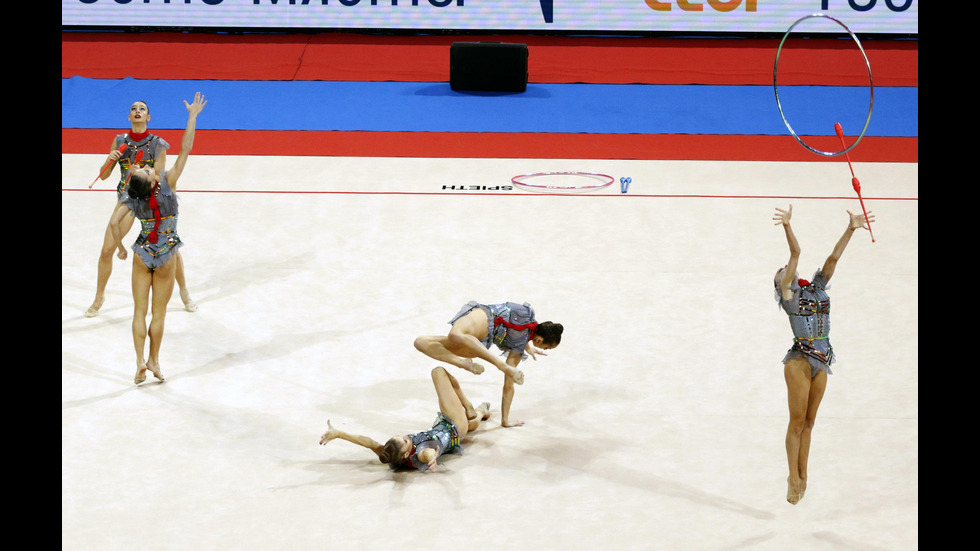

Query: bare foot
<box><xmin>786</xmin><ymin>476</ymin><xmax>803</xmax><ymax>505</ymax></box>
<box><xmin>134</xmin><ymin>362</ymin><xmax>147</xmax><ymax>384</ymax></box>
<box><xmin>478</xmin><ymin>402</ymin><xmax>491</xmax><ymax>421</ymax></box>
<box><xmin>146</xmin><ymin>360</ymin><xmax>166</xmax><ymax>382</ymax></box>
<box><xmin>458</xmin><ymin>358</ymin><xmax>485</xmax><ymax>375</ymax></box>
<box><xmin>180</xmin><ymin>288</ymin><xmax>198</xmax><ymax>312</ymax></box>
<box><xmin>507</xmin><ymin>368</ymin><xmax>524</xmax><ymax>385</ymax></box>
<box><xmin>85</xmin><ymin>296</ymin><xmax>105</xmax><ymax>318</ymax></box>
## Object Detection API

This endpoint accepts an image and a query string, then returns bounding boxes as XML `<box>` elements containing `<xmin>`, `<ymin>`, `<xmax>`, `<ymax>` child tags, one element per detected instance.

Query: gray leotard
<box><xmin>113</xmin><ymin>133</ymin><xmax>169</xmax><ymax>200</ymax></box>
<box><xmin>394</xmin><ymin>413</ymin><xmax>462</xmax><ymax>471</ymax></box>
<box><xmin>778</xmin><ymin>270</ymin><xmax>834</xmax><ymax>377</ymax></box>
<box><xmin>449</xmin><ymin>301</ymin><xmax>537</xmax><ymax>359</ymax></box>
<box><xmin>121</xmin><ymin>169</ymin><xmax>183</xmax><ymax>270</ymax></box>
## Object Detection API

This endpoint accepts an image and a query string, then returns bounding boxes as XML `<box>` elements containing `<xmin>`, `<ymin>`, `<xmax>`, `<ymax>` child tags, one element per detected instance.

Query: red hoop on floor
<box><xmin>511</xmin><ymin>171</ymin><xmax>614</xmax><ymax>193</ymax></box>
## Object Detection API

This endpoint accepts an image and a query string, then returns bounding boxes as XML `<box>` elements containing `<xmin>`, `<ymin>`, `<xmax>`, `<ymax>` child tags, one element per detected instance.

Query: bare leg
<box><xmin>131</xmin><ymin>256</ymin><xmax>175</xmax><ymax>383</ymax></box>
<box><xmin>414</xmin><ymin>336</ymin><xmax>485</xmax><ymax>375</ymax></box>
<box><xmin>798</xmin><ymin>369</ymin><xmax>828</xmax><ymax>498</ymax></box>
<box><xmin>415</xmin><ymin>308</ymin><xmax>524</xmax><ymax>383</ymax></box>
<box><xmin>784</xmin><ymin>357</ymin><xmax>823</xmax><ymax>504</ymax></box>
<box><xmin>131</xmin><ymin>257</ymin><xmax>152</xmax><ymax>383</ymax></box>
<box><xmin>174</xmin><ymin>251</ymin><xmax>198</xmax><ymax>312</ymax></box>
<box><xmin>431</xmin><ymin>366</ymin><xmax>485</xmax><ymax>438</ymax></box>
<box><xmin>87</xmin><ymin>204</ymin><xmax>134</xmax><ymax>316</ymax></box>
<box><xmin>146</xmin><ymin>258</ymin><xmax>176</xmax><ymax>381</ymax></box>
<box><xmin>439</xmin><ymin>367</ymin><xmax>481</xmax><ymax>420</ymax></box>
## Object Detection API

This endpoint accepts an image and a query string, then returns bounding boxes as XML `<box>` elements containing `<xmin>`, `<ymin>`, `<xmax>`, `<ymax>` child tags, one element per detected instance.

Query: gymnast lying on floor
<box><xmin>319</xmin><ymin>367</ymin><xmax>491</xmax><ymax>471</ymax></box>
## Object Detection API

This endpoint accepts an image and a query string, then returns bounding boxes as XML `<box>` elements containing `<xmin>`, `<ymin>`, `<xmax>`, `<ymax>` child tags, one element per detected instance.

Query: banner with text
<box><xmin>62</xmin><ymin>0</ymin><xmax>917</xmax><ymax>34</ymax></box>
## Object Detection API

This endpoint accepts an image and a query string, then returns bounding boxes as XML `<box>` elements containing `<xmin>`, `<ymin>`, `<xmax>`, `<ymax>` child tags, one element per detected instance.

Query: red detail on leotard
<box><xmin>147</xmin><ymin>183</ymin><xmax>161</xmax><ymax>243</ymax></box>
<box><xmin>494</xmin><ymin>317</ymin><xmax>537</xmax><ymax>339</ymax></box>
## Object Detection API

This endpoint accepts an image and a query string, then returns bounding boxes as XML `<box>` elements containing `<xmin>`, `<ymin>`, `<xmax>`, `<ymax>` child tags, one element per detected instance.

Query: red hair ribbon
<box><xmin>798</xmin><ymin>278</ymin><xmax>811</xmax><ymax>288</ymax></box>
<box><xmin>147</xmin><ymin>183</ymin><xmax>161</xmax><ymax>243</ymax></box>
<box><xmin>494</xmin><ymin>317</ymin><xmax>537</xmax><ymax>339</ymax></box>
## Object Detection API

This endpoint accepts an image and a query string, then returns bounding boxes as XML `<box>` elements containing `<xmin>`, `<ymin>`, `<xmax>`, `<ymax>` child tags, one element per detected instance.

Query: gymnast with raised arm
<box><xmin>413</xmin><ymin>301</ymin><xmax>563</xmax><ymax>427</ymax></box>
<box><xmin>109</xmin><ymin>93</ymin><xmax>206</xmax><ymax>384</ymax></box>
<box><xmin>319</xmin><ymin>367</ymin><xmax>491</xmax><ymax>471</ymax></box>
<box><xmin>773</xmin><ymin>204</ymin><xmax>874</xmax><ymax>504</ymax></box>
<box><xmin>86</xmin><ymin>99</ymin><xmax>198</xmax><ymax>317</ymax></box>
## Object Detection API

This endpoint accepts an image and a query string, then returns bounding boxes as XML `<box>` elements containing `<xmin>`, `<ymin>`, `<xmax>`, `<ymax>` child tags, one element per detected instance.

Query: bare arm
<box><xmin>773</xmin><ymin>204</ymin><xmax>801</xmax><ymax>301</ymax></box>
<box><xmin>154</xmin><ymin>151</ymin><xmax>167</xmax><ymax>179</ymax></box>
<box><xmin>165</xmin><ymin>92</ymin><xmax>207</xmax><ymax>190</ymax></box>
<box><xmin>319</xmin><ymin>420</ymin><xmax>384</xmax><ymax>457</ymax></box>
<box><xmin>98</xmin><ymin>140</ymin><xmax>124</xmax><ymax>181</ymax></box>
<box><xmin>821</xmin><ymin>210</ymin><xmax>874</xmax><ymax>283</ymax></box>
<box><xmin>500</xmin><ymin>352</ymin><xmax>525</xmax><ymax>427</ymax></box>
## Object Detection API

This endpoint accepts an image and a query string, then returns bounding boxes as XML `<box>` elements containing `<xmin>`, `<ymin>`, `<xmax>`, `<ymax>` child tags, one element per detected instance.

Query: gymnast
<box><xmin>86</xmin><ymin>99</ymin><xmax>198</xmax><ymax>317</ymax></box>
<box><xmin>773</xmin><ymin>204</ymin><xmax>874</xmax><ymax>504</ymax></box>
<box><xmin>414</xmin><ymin>301</ymin><xmax>562</xmax><ymax>427</ymax></box>
<box><xmin>319</xmin><ymin>367</ymin><xmax>491</xmax><ymax>471</ymax></box>
<box><xmin>108</xmin><ymin>93</ymin><xmax>206</xmax><ymax>384</ymax></box>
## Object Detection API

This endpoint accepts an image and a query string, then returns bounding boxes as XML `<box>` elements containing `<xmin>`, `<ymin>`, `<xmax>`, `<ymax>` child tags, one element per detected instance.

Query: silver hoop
<box><xmin>511</xmin><ymin>172</ymin><xmax>614</xmax><ymax>193</ymax></box>
<box><xmin>773</xmin><ymin>13</ymin><xmax>874</xmax><ymax>157</ymax></box>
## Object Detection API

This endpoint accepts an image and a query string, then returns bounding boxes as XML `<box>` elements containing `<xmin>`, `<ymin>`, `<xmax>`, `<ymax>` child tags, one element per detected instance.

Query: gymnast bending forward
<box><xmin>109</xmin><ymin>93</ymin><xmax>206</xmax><ymax>384</ymax></box>
<box><xmin>319</xmin><ymin>367</ymin><xmax>491</xmax><ymax>471</ymax></box>
<box><xmin>414</xmin><ymin>301</ymin><xmax>563</xmax><ymax>427</ymax></box>
<box><xmin>773</xmin><ymin>204</ymin><xmax>873</xmax><ymax>504</ymax></box>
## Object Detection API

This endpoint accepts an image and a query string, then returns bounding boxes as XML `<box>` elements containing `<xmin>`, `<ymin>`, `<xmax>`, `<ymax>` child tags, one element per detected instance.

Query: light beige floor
<box><xmin>62</xmin><ymin>154</ymin><xmax>917</xmax><ymax>550</ymax></box>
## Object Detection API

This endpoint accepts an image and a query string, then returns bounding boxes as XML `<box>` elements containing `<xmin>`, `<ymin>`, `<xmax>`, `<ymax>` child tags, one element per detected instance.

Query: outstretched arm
<box><xmin>319</xmin><ymin>420</ymin><xmax>384</xmax><ymax>458</ymax></box>
<box><xmin>773</xmin><ymin>204</ymin><xmax>801</xmax><ymax>301</ymax></box>
<box><xmin>166</xmin><ymin>92</ymin><xmax>207</xmax><ymax>190</ymax></box>
<box><xmin>821</xmin><ymin>210</ymin><xmax>874</xmax><ymax>283</ymax></box>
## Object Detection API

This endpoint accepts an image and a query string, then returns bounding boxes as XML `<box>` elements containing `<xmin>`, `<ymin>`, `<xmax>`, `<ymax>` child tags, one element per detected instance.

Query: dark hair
<box><xmin>128</xmin><ymin>171</ymin><xmax>154</xmax><ymax>200</ymax></box>
<box><xmin>379</xmin><ymin>437</ymin><xmax>405</xmax><ymax>465</ymax></box>
<box><xmin>536</xmin><ymin>321</ymin><xmax>563</xmax><ymax>346</ymax></box>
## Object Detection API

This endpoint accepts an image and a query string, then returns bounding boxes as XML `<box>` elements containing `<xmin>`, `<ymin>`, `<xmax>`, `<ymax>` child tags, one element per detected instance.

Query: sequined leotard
<box><xmin>113</xmin><ymin>133</ymin><xmax>169</xmax><ymax>201</ymax></box>
<box><xmin>778</xmin><ymin>270</ymin><xmax>834</xmax><ymax>377</ymax></box>
<box><xmin>121</xmin><ymin>169</ymin><xmax>183</xmax><ymax>270</ymax></box>
<box><xmin>393</xmin><ymin>413</ymin><xmax>462</xmax><ymax>471</ymax></box>
<box><xmin>449</xmin><ymin>301</ymin><xmax>537</xmax><ymax>359</ymax></box>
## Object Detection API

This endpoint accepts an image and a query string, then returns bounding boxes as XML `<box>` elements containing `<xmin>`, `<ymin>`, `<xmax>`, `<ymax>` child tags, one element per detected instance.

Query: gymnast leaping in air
<box><xmin>773</xmin><ymin>204</ymin><xmax>874</xmax><ymax>504</ymax></box>
<box><xmin>319</xmin><ymin>367</ymin><xmax>491</xmax><ymax>471</ymax></box>
<box><xmin>414</xmin><ymin>301</ymin><xmax>562</xmax><ymax>427</ymax></box>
